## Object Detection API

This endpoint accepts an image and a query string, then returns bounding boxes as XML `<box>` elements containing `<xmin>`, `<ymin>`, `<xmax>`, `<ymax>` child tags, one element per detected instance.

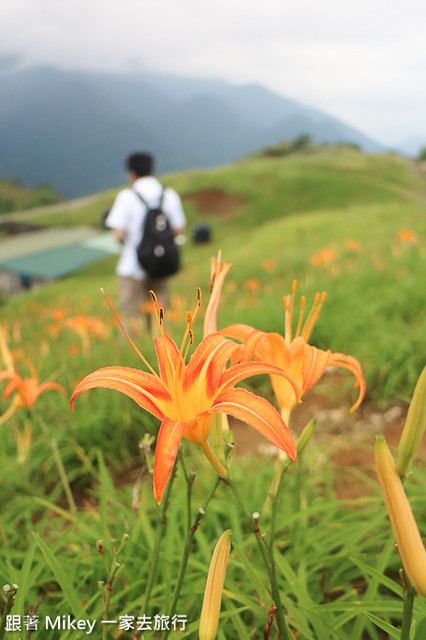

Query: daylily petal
<box><xmin>154</xmin><ymin>334</ymin><xmax>181</xmax><ymax>382</ymax></box>
<box><xmin>36</xmin><ymin>382</ymin><xmax>67</xmax><ymax>399</ymax></box>
<box><xmin>302</xmin><ymin>344</ymin><xmax>330</xmax><ymax>392</ymax></box>
<box><xmin>239</xmin><ymin>329</ymin><xmax>270</xmax><ymax>363</ymax></box>
<box><xmin>219</xmin><ymin>361</ymin><xmax>300</xmax><ymax>404</ymax></box>
<box><xmin>220</xmin><ymin>323</ymin><xmax>255</xmax><ymax>343</ymax></box>
<box><xmin>223</xmin><ymin>327</ymin><xmax>290</xmax><ymax>370</ymax></box>
<box><xmin>327</xmin><ymin>352</ymin><xmax>366</xmax><ymax>411</ymax></box>
<box><xmin>3</xmin><ymin>376</ymin><xmax>18</xmax><ymax>400</ymax></box>
<box><xmin>253</xmin><ymin>334</ymin><xmax>303</xmax><ymax>412</ymax></box>
<box><xmin>183</xmin><ymin>412</ymin><xmax>214</xmax><ymax>445</ymax></box>
<box><xmin>38</xmin><ymin>382</ymin><xmax>66</xmax><ymax>394</ymax></box>
<box><xmin>204</xmin><ymin>258</ymin><xmax>232</xmax><ymax>336</ymax></box>
<box><xmin>1</xmin><ymin>370</ymin><xmax>65</xmax><ymax>409</ymax></box>
<box><xmin>0</xmin><ymin>371</ymin><xmax>15</xmax><ymax>383</ymax></box>
<box><xmin>70</xmin><ymin>366</ymin><xmax>168</xmax><ymax>419</ymax></box>
<box><xmin>219</xmin><ymin>325</ymin><xmax>271</xmax><ymax>367</ymax></box>
<box><xmin>184</xmin><ymin>334</ymin><xmax>237</xmax><ymax>397</ymax></box>
<box><xmin>212</xmin><ymin>387</ymin><xmax>297</xmax><ymax>462</ymax></box>
<box><xmin>153</xmin><ymin>417</ymin><xmax>188</xmax><ymax>503</ymax></box>
<box><xmin>256</xmin><ymin>333</ymin><xmax>292</xmax><ymax>369</ymax></box>
<box><xmin>0</xmin><ymin>327</ymin><xmax>15</xmax><ymax>372</ymax></box>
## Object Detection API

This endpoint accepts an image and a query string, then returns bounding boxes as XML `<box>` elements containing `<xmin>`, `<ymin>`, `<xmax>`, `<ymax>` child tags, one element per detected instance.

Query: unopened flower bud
<box><xmin>297</xmin><ymin>418</ymin><xmax>317</xmax><ymax>454</ymax></box>
<box><xmin>211</xmin><ymin>413</ymin><xmax>225</xmax><ymax>462</ymax></box>
<box><xmin>199</xmin><ymin>530</ymin><xmax>232</xmax><ymax>640</ymax></box>
<box><xmin>375</xmin><ymin>435</ymin><xmax>426</xmax><ymax>596</ymax></box>
<box><xmin>396</xmin><ymin>365</ymin><xmax>426</xmax><ymax>478</ymax></box>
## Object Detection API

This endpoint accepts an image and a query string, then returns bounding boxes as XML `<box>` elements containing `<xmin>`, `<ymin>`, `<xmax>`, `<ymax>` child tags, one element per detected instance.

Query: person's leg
<box><xmin>117</xmin><ymin>276</ymin><xmax>146</xmax><ymax>334</ymax></box>
<box><xmin>148</xmin><ymin>277</ymin><xmax>169</xmax><ymax>309</ymax></box>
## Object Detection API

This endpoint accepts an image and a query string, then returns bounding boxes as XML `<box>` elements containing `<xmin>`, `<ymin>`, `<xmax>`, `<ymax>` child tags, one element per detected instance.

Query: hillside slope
<box><xmin>0</xmin><ymin>67</ymin><xmax>384</xmax><ymax>197</ymax></box>
<box><xmin>3</xmin><ymin>146</ymin><xmax>425</xmax><ymax>405</ymax></box>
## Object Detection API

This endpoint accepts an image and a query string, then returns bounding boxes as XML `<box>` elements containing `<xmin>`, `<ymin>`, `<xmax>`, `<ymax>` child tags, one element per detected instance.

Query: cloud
<box><xmin>0</xmin><ymin>52</ymin><xmax>22</xmax><ymax>71</ymax></box>
<box><xmin>1</xmin><ymin>0</ymin><xmax>425</xmax><ymax>142</ymax></box>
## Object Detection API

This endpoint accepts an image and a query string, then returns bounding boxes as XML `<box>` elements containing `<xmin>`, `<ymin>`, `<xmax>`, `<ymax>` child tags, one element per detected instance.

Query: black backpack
<box><xmin>134</xmin><ymin>188</ymin><xmax>180</xmax><ymax>278</ymax></box>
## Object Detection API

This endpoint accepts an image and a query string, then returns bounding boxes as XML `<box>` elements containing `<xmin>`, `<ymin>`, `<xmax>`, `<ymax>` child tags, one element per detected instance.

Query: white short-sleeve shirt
<box><xmin>105</xmin><ymin>176</ymin><xmax>186</xmax><ymax>280</ymax></box>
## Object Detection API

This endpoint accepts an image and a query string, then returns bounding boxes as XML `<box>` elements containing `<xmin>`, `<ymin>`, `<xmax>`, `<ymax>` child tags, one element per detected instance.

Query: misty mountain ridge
<box><xmin>393</xmin><ymin>135</ymin><xmax>426</xmax><ymax>158</ymax></box>
<box><xmin>0</xmin><ymin>66</ymin><xmax>385</xmax><ymax>198</ymax></box>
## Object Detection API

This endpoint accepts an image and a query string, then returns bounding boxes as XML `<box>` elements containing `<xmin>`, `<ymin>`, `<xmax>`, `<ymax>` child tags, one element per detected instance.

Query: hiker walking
<box><xmin>105</xmin><ymin>152</ymin><xmax>186</xmax><ymax>328</ymax></box>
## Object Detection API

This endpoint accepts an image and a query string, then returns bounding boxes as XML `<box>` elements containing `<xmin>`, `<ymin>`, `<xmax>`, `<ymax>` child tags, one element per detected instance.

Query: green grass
<box><xmin>1</xmin><ymin>146</ymin><xmax>426</xmax><ymax>638</ymax></box>
<box><xmin>1</xmin><ymin>435</ymin><xmax>425</xmax><ymax>639</ymax></box>
<box><xmin>5</xmin><ymin>146</ymin><xmax>424</xmax><ymax>403</ymax></box>
<box><xmin>0</xmin><ymin>179</ymin><xmax>62</xmax><ymax>214</ymax></box>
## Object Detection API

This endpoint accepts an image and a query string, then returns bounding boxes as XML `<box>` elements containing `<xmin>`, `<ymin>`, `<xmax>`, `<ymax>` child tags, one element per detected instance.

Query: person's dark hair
<box><xmin>126</xmin><ymin>152</ymin><xmax>154</xmax><ymax>177</ymax></box>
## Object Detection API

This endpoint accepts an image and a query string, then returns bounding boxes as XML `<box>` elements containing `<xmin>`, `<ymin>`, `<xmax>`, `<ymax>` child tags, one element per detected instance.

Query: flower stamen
<box><xmin>149</xmin><ymin>291</ymin><xmax>176</xmax><ymax>390</ymax></box>
<box><xmin>295</xmin><ymin>295</ymin><xmax>306</xmax><ymax>339</ymax></box>
<box><xmin>301</xmin><ymin>291</ymin><xmax>326</xmax><ymax>342</ymax></box>
<box><xmin>101</xmin><ymin>289</ymin><xmax>159</xmax><ymax>378</ymax></box>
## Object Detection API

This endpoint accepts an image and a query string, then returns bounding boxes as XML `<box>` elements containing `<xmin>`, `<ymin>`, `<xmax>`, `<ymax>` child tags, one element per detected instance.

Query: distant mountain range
<box><xmin>392</xmin><ymin>135</ymin><xmax>426</xmax><ymax>158</ymax></box>
<box><xmin>0</xmin><ymin>66</ymin><xmax>386</xmax><ymax>198</ymax></box>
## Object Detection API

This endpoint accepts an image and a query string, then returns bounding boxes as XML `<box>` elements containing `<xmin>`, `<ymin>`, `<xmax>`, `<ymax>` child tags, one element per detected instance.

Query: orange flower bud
<box><xmin>199</xmin><ymin>530</ymin><xmax>232</xmax><ymax>640</ymax></box>
<box><xmin>375</xmin><ymin>436</ymin><xmax>426</xmax><ymax>596</ymax></box>
<box><xmin>396</xmin><ymin>365</ymin><xmax>426</xmax><ymax>479</ymax></box>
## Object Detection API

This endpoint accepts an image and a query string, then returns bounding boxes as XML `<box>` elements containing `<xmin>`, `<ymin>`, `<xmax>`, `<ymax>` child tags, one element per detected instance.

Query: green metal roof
<box><xmin>0</xmin><ymin>227</ymin><xmax>105</xmax><ymax>261</ymax></box>
<box><xmin>0</xmin><ymin>228</ymin><xmax>120</xmax><ymax>279</ymax></box>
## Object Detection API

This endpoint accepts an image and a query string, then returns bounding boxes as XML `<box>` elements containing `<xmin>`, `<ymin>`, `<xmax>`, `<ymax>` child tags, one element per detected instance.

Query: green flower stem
<box><xmin>400</xmin><ymin>574</ymin><xmax>415</xmax><ymax>640</ymax></box>
<box><xmin>51</xmin><ymin>440</ymin><xmax>77</xmax><ymax>513</ymax></box>
<box><xmin>161</xmin><ymin>477</ymin><xmax>221</xmax><ymax>640</ymax></box>
<box><xmin>140</xmin><ymin>464</ymin><xmax>177</xmax><ymax>616</ymax></box>
<box><xmin>269</xmin><ymin>460</ymin><xmax>291</xmax><ymax>548</ymax></box>
<box><xmin>177</xmin><ymin>449</ymin><xmax>195</xmax><ymax>531</ymax></box>
<box><xmin>199</xmin><ymin>440</ymin><xmax>228</xmax><ymax>479</ymax></box>
<box><xmin>0</xmin><ymin>585</ymin><xmax>18</xmax><ymax>640</ymax></box>
<box><xmin>269</xmin><ymin>462</ymin><xmax>293</xmax><ymax>640</ymax></box>
<box><xmin>97</xmin><ymin>582</ymin><xmax>107</xmax><ymax>640</ymax></box>
<box><xmin>225</xmin><ymin>475</ymin><xmax>291</xmax><ymax>640</ymax></box>
<box><xmin>36</xmin><ymin>411</ymin><xmax>77</xmax><ymax>513</ymax></box>
<box><xmin>104</xmin><ymin>564</ymin><xmax>121</xmax><ymax>638</ymax></box>
<box><xmin>97</xmin><ymin>535</ymin><xmax>128</xmax><ymax>639</ymax></box>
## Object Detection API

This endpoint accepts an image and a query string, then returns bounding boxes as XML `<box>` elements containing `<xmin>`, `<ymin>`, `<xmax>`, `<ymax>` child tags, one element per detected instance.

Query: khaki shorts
<box><xmin>118</xmin><ymin>276</ymin><xmax>169</xmax><ymax>318</ymax></box>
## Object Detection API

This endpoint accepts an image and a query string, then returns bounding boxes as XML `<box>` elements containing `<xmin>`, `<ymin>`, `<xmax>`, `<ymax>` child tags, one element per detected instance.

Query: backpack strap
<box><xmin>133</xmin><ymin>187</ymin><xmax>164</xmax><ymax>209</ymax></box>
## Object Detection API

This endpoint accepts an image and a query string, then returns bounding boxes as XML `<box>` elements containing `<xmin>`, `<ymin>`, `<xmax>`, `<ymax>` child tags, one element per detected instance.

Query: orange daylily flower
<box><xmin>396</xmin><ymin>229</ymin><xmax>418</xmax><ymax>244</ymax></box>
<box><xmin>68</xmin><ymin>344</ymin><xmax>80</xmax><ymax>357</ymax></box>
<box><xmin>309</xmin><ymin>248</ymin><xmax>338</xmax><ymax>267</ymax></box>
<box><xmin>51</xmin><ymin>308</ymin><xmax>67</xmax><ymax>321</ymax></box>
<box><xmin>71</xmin><ymin>291</ymin><xmax>299</xmax><ymax>503</ymax></box>
<box><xmin>63</xmin><ymin>315</ymin><xmax>108</xmax><ymax>357</ymax></box>
<box><xmin>262</xmin><ymin>259</ymin><xmax>276</xmax><ymax>272</ymax></box>
<box><xmin>0</xmin><ymin>371</ymin><xmax>65</xmax><ymax>425</ymax></box>
<box><xmin>245</xmin><ymin>278</ymin><xmax>260</xmax><ymax>292</ymax></box>
<box><xmin>344</xmin><ymin>239</ymin><xmax>360</xmax><ymax>252</ymax></box>
<box><xmin>66</xmin><ymin>315</ymin><xmax>108</xmax><ymax>339</ymax></box>
<box><xmin>1</xmin><ymin>372</ymin><xmax>65</xmax><ymax>410</ymax></box>
<box><xmin>222</xmin><ymin>280</ymin><xmax>365</xmax><ymax>424</ymax></box>
<box><xmin>0</xmin><ymin>327</ymin><xmax>65</xmax><ymax>424</ymax></box>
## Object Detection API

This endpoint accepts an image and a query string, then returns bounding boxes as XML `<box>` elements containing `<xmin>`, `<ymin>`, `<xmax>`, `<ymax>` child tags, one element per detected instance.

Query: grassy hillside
<box><xmin>0</xmin><ymin>178</ymin><xmax>62</xmax><ymax>214</ymax></box>
<box><xmin>20</xmin><ymin>145</ymin><xmax>424</xmax><ymax>239</ymax></box>
<box><xmin>2</xmin><ymin>146</ymin><xmax>426</xmax><ymax>406</ymax></box>
<box><xmin>1</xmin><ymin>147</ymin><xmax>426</xmax><ymax>640</ymax></box>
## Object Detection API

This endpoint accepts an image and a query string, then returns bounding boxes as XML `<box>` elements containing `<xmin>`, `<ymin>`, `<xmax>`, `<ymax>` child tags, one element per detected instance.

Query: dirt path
<box><xmin>230</xmin><ymin>371</ymin><xmax>422</xmax><ymax>500</ymax></box>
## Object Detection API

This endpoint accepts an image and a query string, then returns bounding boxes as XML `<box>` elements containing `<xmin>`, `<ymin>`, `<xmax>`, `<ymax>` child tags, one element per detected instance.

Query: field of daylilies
<box><xmin>1</xmin><ymin>147</ymin><xmax>426</xmax><ymax>640</ymax></box>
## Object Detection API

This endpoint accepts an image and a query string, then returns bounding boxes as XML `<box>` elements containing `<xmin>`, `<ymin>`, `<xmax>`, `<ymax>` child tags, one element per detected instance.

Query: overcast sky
<box><xmin>1</xmin><ymin>0</ymin><xmax>425</xmax><ymax>146</ymax></box>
